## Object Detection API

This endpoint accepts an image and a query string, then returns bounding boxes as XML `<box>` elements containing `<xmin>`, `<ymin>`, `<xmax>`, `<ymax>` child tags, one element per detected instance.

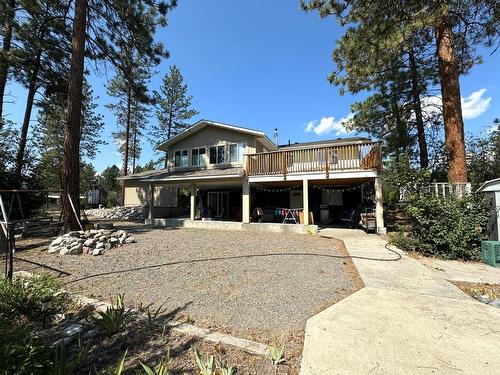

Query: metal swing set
<box><xmin>0</xmin><ymin>189</ymin><xmax>83</xmax><ymax>281</ymax></box>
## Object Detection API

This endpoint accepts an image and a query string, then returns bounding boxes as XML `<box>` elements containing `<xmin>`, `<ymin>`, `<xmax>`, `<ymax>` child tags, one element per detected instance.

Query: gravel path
<box><xmin>14</xmin><ymin>224</ymin><xmax>362</xmax><ymax>347</ymax></box>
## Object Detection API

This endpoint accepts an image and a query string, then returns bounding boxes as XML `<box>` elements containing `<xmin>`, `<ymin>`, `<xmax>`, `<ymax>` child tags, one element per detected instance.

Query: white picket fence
<box><xmin>399</xmin><ymin>182</ymin><xmax>472</xmax><ymax>202</ymax></box>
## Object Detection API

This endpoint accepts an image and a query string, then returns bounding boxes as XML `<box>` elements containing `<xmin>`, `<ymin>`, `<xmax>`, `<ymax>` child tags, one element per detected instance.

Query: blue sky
<box><xmin>5</xmin><ymin>0</ymin><xmax>500</xmax><ymax>172</ymax></box>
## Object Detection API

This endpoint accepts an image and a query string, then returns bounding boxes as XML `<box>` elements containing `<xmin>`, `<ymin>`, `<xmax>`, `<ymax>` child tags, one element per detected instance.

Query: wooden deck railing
<box><xmin>246</xmin><ymin>142</ymin><xmax>380</xmax><ymax>177</ymax></box>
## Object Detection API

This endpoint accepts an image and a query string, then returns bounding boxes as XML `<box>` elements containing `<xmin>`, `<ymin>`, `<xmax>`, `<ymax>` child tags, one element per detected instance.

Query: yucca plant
<box><xmin>105</xmin><ymin>349</ymin><xmax>127</xmax><ymax>375</ymax></box>
<box><xmin>217</xmin><ymin>358</ymin><xmax>237</xmax><ymax>375</ymax></box>
<box><xmin>268</xmin><ymin>342</ymin><xmax>285</xmax><ymax>366</ymax></box>
<box><xmin>147</xmin><ymin>303</ymin><xmax>164</xmax><ymax>329</ymax></box>
<box><xmin>93</xmin><ymin>294</ymin><xmax>132</xmax><ymax>334</ymax></box>
<box><xmin>139</xmin><ymin>348</ymin><xmax>172</xmax><ymax>375</ymax></box>
<box><xmin>192</xmin><ymin>347</ymin><xmax>215</xmax><ymax>375</ymax></box>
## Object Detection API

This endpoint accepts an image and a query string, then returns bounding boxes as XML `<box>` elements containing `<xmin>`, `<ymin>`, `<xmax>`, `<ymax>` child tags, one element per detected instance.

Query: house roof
<box><xmin>119</xmin><ymin>167</ymin><xmax>245</xmax><ymax>183</ymax></box>
<box><xmin>156</xmin><ymin>119</ymin><xmax>277</xmax><ymax>151</ymax></box>
<box><xmin>278</xmin><ymin>137</ymin><xmax>373</xmax><ymax>150</ymax></box>
<box><xmin>477</xmin><ymin>177</ymin><xmax>500</xmax><ymax>193</ymax></box>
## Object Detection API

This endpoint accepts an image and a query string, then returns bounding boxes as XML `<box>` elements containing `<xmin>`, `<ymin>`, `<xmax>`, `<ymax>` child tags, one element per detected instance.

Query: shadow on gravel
<box><xmin>64</xmin><ymin>249</ymin><xmax>401</xmax><ymax>286</ymax></box>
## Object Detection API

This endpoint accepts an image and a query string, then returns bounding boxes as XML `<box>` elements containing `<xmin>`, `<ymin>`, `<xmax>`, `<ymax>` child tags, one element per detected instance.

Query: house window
<box><xmin>217</xmin><ymin>145</ymin><xmax>225</xmax><ymax>163</ymax></box>
<box><xmin>229</xmin><ymin>144</ymin><xmax>238</xmax><ymax>162</ymax></box>
<box><xmin>192</xmin><ymin>147</ymin><xmax>207</xmax><ymax>166</ymax></box>
<box><xmin>228</xmin><ymin>143</ymin><xmax>246</xmax><ymax>163</ymax></box>
<box><xmin>174</xmin><ymin>149</ymin><xmax>188</xmax><ymax>167</ymax></box>
<box><xmin>199</xmin><ymin>147</ymin><xmax>206</xmax><ymax>166</ymax></box>
<box><xmin>238</xmin><ymin>143</ymin><xmax>246</xmax><ymax>162</ymax></box>
<box><xmin>209</xmin><ymin>146</ymin><xmax>217</xmax><ymax>164</ymax></box>
<box><xmin>192</xmin><ymin>149</ymin><xmax>199</xmax><ymax>166</ymax></box>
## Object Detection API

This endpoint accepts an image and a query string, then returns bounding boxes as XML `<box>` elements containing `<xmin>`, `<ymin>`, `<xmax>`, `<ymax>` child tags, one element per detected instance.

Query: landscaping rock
<box><xmin>61</xmin><ymin>324</ymin><xmax>84</xmax><ymax>338</ymax></box>
<box><xmin>92</xmin><ymin>248</ymin><xmax>104</xmax><ymax>256</ymax></box>
<box><xmin>82</xmin><ymin>328</ymin><xmax>100</xmax><ymax>340</ymax></box>
<box><xmin>86</xmin><ymin>206</ymin><xmax>144</xmax><ymax>221</ymax></box>
<box><xmin>48</xmin><ymin>227</ymin><xmax>137</xmax><ymax>256</ymax></box>
<box><xmin>488</xmin><ymin>299</ymin><xmax>500</xmax><ymax>308</ymax></box>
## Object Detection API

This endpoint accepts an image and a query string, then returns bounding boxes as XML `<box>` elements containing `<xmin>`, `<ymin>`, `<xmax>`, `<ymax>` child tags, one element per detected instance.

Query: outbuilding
<box><xmin>477</xmin><ymin>177</ymin><xmax>500</xmax><ymax>241</ymax></box>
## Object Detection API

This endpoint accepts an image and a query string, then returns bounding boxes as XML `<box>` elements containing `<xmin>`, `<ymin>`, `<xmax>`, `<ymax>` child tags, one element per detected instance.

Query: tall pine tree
<box><xmin>302</xmin><ymin>0</ymin><xmax>500</xmax><ymax>182</ymax></box>
<box><xmin>151</xmin><ymin>64</ymin><xmax>198</xmax><ymax>167</ymax></box>
<box><xmin>61</xmin><ymin>0</ymin><xmax>176</xmax><ymax>229</ymax></box>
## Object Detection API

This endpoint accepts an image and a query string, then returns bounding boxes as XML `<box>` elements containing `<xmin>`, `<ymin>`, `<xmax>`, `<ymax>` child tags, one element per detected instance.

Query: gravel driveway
<box><xmin>14</xmin><ymin>223</ymin><xmax>362</xmax><ymax>348</ymax></box>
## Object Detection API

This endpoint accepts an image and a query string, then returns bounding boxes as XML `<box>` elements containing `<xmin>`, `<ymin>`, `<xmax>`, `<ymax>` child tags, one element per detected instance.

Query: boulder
<box><xmin>92</xmin><ymin>248</ymin><xmax>104</xmax><ymax>256</ymax></box>
<box><xmin>61</xmin><ymin>324</ymin><xmax>84</xmax><ymax>338</ymax></box>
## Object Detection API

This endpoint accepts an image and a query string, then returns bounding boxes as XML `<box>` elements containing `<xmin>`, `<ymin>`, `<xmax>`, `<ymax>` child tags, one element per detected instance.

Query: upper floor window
<box><xmin>229</xmin><ymin>143</ymin><xmax>246</xmax><ymax>163</ymax></box>
<box><xmin>174</xmin><ymin>149</ymin><xmax>188</xmax><ymax>167</ymax></box>
<box><xmin>217</xmin><ymin>145</ymin><xmax>225</xmax><ymax>163</ymax></box>
<box><xmin>192</xmin><ymin>147</ymin><xmax>206</xmax><ymax>166</ymax></box>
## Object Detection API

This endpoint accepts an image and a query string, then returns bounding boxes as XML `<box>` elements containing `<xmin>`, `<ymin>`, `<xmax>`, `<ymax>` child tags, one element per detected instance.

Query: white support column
<box><xmin>190</xmin><ymin>185</ymin><xmax>196</xmax><ymax>221</ymax></box>
<box><xmin>242</xmin><ymin>180</ymin><xmax>250</xmax><ymax>223</ymax></box>
<box><xmin>148</xmin><ymin>184</ymin><xmax>154</xmax><ymax>220</ymax></box>
<box><xmin>374</xmin><ymin>177</ymin><xmax>386</xmax><ymax>234</ymax></box>
<box><xmin>303</xmin><ymin>178</ymin><xmax>310</xmax><ymax>225</ymax></box>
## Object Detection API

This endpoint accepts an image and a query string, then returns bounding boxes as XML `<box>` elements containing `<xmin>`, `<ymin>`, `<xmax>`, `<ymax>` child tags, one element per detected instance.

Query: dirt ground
<box><xmin>12</xmin><ymin>222</ymin><xmax>363</xmax><ymax>370</ymax></box>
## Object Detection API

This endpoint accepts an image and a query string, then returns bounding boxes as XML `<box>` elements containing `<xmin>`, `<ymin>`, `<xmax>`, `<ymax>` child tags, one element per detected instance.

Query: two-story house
<box><xmin>120</xmin><ymin>119</ymin><xmax>385</xmax><ymax>233</ymax></box>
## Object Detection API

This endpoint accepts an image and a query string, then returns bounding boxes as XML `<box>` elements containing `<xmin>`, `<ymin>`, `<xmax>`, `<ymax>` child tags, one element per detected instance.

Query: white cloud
<box><xmin>461</xmin><ymin>88</ymin><xmax>491</xmax><ymax>119</ymax></box>
<box><xmin>420</xmin><ymin>88</ymin><xmax>491</xmax><ymax>121</ymax></box>
<box><xmin>304</xmin><ymin>115</ymin><xmax>354</xmax><ymax>136</ymax></box>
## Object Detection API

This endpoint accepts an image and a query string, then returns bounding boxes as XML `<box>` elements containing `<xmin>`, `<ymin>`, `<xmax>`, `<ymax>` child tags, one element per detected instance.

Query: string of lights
<box><xmin>254</xmin><ymin>184</ymin><xmax>301</xmax><ymax>192</ymax></box>
<box><xmin>312</xmin><ymin>181</ymin><xmax>372</xmax><ymax>192</ymax></box>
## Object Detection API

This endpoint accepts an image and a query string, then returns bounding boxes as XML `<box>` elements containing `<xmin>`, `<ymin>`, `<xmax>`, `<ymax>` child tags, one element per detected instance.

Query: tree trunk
<box><xmin>408</xmin><ymin>48</ymin><xmax>429</xmax><ymax>169</ymax></box>
<box><xmin>15</xmin><ymin>49</ymin><xmax>42</xmax><ymax>178</ymax></box>
<box><xmin>132</xmin><ymin>127</ymin><xmax>137</xmax><ymax>173</ymax></box>
<box><xmin>436</xmin><ymin>12</ymin><xmax>468</xmax><ymax>182</ymax></box>
<box><xmin>121</xmin><ymin>85</ymin><xmax>132</xmax><ymax>205</ymax></box>
<box><xmin>164</xmin><ymin>110</ymin><xmax>173</xmax><ymax>169</ymax></box>
<box><xmin>61</xmin><ymin>0</ymin><xmax>87</xmax><ymax>231</ymax></box>
<box><xmin>0</xmin><ymin>0</ymin><xmax>16</xmax><ymax>126</ymax></box>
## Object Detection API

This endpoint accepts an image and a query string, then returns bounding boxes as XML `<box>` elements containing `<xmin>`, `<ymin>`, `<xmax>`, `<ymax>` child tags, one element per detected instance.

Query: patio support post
<box><xmin>374</xmin><ymin>177</ymin><xmax>386</xmax><ymax>234</ymax></box>
<box><xmin>190</xmin><ymin>185</ymin><xmax>196</xmax><ymax>221</ymax></box>
<box><xmin>148</xmin><ymin>184</ymin><xmax>154</xmax><ymax>221</ymax></box>
<box><xmin>242</xmin><ymin>180</ymin><xmax>250</xmax><ymax>223</ymax></box>
<box><xmin>303</xmin><ymin>178</ymin><xmax>310</xmax><ymax>225</ymax></box>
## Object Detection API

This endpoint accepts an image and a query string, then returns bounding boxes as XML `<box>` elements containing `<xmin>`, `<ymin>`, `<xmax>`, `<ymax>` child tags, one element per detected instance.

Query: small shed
<box><xmin>477</xmin><ymin>177</ymin><xmax>500</xmax><ymax>241</ymax></box>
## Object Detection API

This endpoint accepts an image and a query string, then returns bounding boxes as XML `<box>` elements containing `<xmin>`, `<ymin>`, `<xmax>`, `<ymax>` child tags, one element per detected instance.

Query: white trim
<box><xmin>248</xmin><ymin>170</ymin><xmax>378</xmax><ymax>183</ymax></box>
<box><xmin>477</xmin><ymin>177</ymin><xmax>500</xmax><ymax>193</ymax></box>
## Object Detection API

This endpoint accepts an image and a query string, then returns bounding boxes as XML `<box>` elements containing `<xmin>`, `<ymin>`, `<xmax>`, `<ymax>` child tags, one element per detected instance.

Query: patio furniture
<box><xmin>339</xmin><ymin>208</ymin><xmax>356</xmax><ymax>228</ymax></box>
<box><xmin>276</xmin><ymin>207</ymin><xmax>303</xmax><ymax>224</ymax></box>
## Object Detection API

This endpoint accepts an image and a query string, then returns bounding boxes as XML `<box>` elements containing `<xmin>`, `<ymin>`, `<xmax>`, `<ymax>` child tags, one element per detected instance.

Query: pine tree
<box><xmin>107</xmin><ymin>49</ymin><xmax>151</xmax><ymax>177</ymax></box>
<box><xmin>13</xmin><ymin>0</ymin><xmax>72</xmax><ymax>177</ymax></box>
<box><xmin>61</xmin><ymin>0</ymin><xmax>176</xmax><ymax>229</ymax></box>
<box><xmin>301</xmin><ymin>0</ymin><xmax>500</xmax><ymax>182</ymax></box>
<box><xmin>151</xmin><ymin>65</ymin><xmax>198</xmax><ymax>167</ymax></box>
<box><xmin>35</xmin><ymin>81</ymin><xmax>105</xmax><ymax>191</ymax></box>
<box><xmin>0</xmin><ymin>0</ymin><xmax>16</xmax><ymax>126</ymax></box>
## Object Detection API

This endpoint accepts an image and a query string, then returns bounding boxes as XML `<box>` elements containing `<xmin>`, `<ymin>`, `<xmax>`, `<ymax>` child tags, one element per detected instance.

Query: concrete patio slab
<box><xmin>301</xmin><ymin>287</ymin><xmax>500</xmax><ymax>375</ymax></box>
<box><xmin>300</xmin><ymin>229</ymin><xmax>500</xmax><ymax>374</ymax></box>
<box><xmin>320</xmin><ymin>229</ymin><xmax>470</xmax><ymax>300</ymax></box>
<box><xmin>417</xmin><ymin>256</ymin><xmax>500</xmax><ymax>284</ymax></box>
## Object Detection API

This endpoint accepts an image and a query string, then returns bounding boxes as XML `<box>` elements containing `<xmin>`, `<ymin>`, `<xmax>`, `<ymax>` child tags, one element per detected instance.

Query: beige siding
<box><xmin>124</xmin><ymin>181</ymin><xmax>180</xmax><ymax>207</ymax></box>
<box><xmin>166</xmin><ymin>126</ymin><xmax>257</xmax><ymax>170</ymax></box>
<box><xmin>124</xmin><ymin>184</ymin><xmax>149</xmax><ymax>206</ymax></box>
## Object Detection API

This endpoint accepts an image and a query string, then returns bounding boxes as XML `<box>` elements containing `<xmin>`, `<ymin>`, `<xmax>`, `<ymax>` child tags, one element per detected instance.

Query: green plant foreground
<box><xmin>392</xmin><ymin>194</ymin><xmax>490</xmax><ymax>260</ymax></box>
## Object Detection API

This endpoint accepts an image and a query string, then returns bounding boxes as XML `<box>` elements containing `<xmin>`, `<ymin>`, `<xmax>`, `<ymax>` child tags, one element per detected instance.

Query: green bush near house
<box><xmin>392</xmin><ymin>194</ymin><xmax>490</xmax><ymax>260</ymax></box>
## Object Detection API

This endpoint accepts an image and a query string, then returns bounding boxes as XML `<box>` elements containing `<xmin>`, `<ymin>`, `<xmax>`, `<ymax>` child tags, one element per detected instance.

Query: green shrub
<box><xmin>401</xmin><ymin>194</ymin><xmax>489</xmax><ymax>260</ymax></box>
<box><xmin>0</xmin><ymin>313</ymin><xmax>52</xmax><ymax>374</ymax></box>
<box><xmin>0</xmin><ymin>275</ymin><xmax>71</xmax><ymax>321</ymax></box>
